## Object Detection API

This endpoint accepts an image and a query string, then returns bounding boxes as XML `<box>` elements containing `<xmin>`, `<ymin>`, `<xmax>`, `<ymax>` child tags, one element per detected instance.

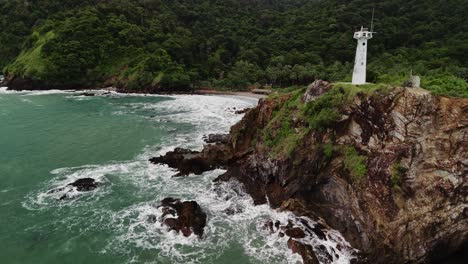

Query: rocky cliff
<box><xmin>151</xmin><ymin>81</ymin><xmax>468</xmax><ymax>263</ymax></box>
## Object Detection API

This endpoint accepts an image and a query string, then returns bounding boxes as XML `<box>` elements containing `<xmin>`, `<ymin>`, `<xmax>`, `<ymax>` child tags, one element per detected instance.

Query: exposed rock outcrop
<box><xmin>68</xmin><ymin>178</ymin><xmax>99</xmax><ymax>191</ymax></box>
<box><xmin>150</xmin><ymin>84</ymin><xmax>468</xmax><ymax>263</ymax></box>
<box><xmin>235</xmin><ymin>108</ymin><xmax>251</xmax><ymax>114</ymax></box>
<box><xmin>47</xmin><ymin>177</ymin><xmax>101</xmax><ymax>200</ymax></box>
<box><xmin>303</xmin><ymin>80</ymin><xmax>333</xmax><ymax>103</ymax></box>
<box><xmin>203</xmin><ymin>133</ymin><xmax>230</xmax><ymax>144</ymax></box>
<box><xmin>149</xmin><ymin>148</ymin><xmax>215</xmax><ymax>176</ymax></box>
<box><xmin>158</xmin><ymin>198</ymin><xmax>207</xmax><ymax>237</ymax></box>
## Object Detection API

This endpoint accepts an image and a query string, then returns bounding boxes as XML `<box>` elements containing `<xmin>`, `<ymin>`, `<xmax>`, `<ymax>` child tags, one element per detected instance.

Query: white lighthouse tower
<box><xmin>352</xmin><ymin>26</ymin><xmax>373</xmax><ymax>84</ymax></box>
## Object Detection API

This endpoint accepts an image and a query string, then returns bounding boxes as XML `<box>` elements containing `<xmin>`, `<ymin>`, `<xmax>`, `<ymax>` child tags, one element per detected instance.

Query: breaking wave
<box><xmin>22</xmin><ymin>93</ymin><xmax>355</xmax><ymax>263</ymax></box>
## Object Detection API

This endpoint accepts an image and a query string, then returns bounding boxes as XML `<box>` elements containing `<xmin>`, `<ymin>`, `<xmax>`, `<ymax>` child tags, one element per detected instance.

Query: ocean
<box><xmin>0</xmin><ymin>88</ymin><xmax>353</xmax><ymax>264</ymax></box>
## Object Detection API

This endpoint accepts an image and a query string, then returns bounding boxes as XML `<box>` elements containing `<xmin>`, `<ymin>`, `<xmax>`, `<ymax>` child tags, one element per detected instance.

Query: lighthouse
<box><xmin>352</xmin><ymin>26</ymin><xmax>373</xmax><ymax>85</ymax></box>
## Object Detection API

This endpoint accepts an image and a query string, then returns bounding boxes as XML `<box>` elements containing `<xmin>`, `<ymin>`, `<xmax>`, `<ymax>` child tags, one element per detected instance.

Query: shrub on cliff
<box><xmin>343</xmin><ymin>146</ymin><xmax>368</xmax><ymax>184</ymax></box>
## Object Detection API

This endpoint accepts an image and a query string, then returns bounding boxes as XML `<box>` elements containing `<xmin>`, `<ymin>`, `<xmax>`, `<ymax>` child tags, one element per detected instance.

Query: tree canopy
<box><xmin>1</xmin><ymin>0</ymin><xmax>467</xmax><ymax>95</ymax></box>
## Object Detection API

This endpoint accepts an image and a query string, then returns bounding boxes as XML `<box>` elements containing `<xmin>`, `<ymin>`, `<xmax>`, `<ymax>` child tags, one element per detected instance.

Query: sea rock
<box><xmin>203</xmin><ymin>133</ymin><xmax>229</xmax><ymax>144</ymax></box>
<box><xmin>158</xmin><ymin>198</ymin><xmax>207</xmax><ymax>237</ymax></box>
<box><xmin>235</xmin><ymin>108</ymin><xmax>251</xmax><ymax>114</ymax></box>
<box><xmin>47</xmin><ymin>178</ymin><xmax>100</xmax><ymax>200</ymax></box>
<box><xmin>149</xmin><ymin>144</ymin><xmax>232</xmax><ymax>176</ymax></box>
<box><xmin>288</xmin><ymin>238</ymin><xmax>320</xmax><ymax>264</ymax></box>
<box><xmin>285</xmin><ymin>227</ymin><xmax>306</xmax><ymax>238</ymax></box>
<box><xmin>73</xmin><ymin>92</ymin><xmax>96</xmax><ymax>97</ymax></box>
<box><xmin>67</xmin><ymin>178</ymin><xmax>98</xmax><ymax>191</ymax></box>
<box><xmin>149</xmin><ymin>148</ymin><xmax>213</xmax><ymax>176</ymax></box>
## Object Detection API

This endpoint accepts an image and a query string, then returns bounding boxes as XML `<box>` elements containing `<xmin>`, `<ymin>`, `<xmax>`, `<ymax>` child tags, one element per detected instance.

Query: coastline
<box><xmin>0</xmin><ymin>86</ymin><xmax>268</xmax><ymax>99</ymax></box>
<box><xmin>193</xmin><ymin>89</ymin><xmax>268</xmax><ymax>99</ymax></box>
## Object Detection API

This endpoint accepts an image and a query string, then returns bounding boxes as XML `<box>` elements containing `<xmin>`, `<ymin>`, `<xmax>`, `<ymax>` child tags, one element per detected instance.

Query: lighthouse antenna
<box><xmin>370</xmin><ymin>8</ymin><xmax>375</xmax><ymax>32</ymax></box>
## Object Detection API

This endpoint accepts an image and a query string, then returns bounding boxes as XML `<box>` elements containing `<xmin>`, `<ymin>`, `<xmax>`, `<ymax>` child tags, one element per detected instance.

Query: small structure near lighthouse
<box><xmin>352</xmin><ymin>26</ymin><xmax>373</xmax><ymax>84</ymax></box>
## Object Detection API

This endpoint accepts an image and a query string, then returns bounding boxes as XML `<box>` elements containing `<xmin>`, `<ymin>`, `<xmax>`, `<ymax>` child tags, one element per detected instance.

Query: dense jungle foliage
<box><xmin>0</xmin><ymin>0</ymin><xmax>467</xmax><ymax>96</ymax></box>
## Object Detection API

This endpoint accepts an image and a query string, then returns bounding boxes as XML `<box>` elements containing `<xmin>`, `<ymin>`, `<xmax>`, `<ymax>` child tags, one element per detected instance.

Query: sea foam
<box><xmin>22</xmin><ymin>93</ymin><xmax>355</xmax><ymax>263</ymax></box>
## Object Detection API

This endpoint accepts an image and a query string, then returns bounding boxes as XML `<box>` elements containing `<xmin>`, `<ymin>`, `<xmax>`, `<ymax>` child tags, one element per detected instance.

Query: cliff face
<box><xmin>151</xmin><ymin>83</ymin><xmax>468</xmax><ymax>263</ymax></box>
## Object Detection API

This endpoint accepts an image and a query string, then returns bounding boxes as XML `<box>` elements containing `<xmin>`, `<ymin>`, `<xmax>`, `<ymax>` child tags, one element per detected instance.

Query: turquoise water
<box><xmin>0</xmin><ymin>90</ymin><xmax>283</xmax><ymax>264</ymax></box>
<box><xmin>0</xmin><ymin>90</ymin><xmax>353</xmax><ymax>264</ymax></box>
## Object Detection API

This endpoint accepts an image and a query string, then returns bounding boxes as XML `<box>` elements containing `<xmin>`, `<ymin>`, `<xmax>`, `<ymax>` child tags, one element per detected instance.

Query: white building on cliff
<box><xmin>352</xmin><ymin>26</ymin><xmax>373</xmax><ymax>85</ymax></box>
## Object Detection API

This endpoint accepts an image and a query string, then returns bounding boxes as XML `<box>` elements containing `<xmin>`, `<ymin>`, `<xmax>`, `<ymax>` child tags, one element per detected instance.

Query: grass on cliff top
<box><xmin>263</xmin><ymin>88</ymin><xmax>307</xmax><ymax>157</ymax></box>
<box><xmin>262</xmin><ymin>83</ymin><xmax>392</xmax><ymax>158</ymax></box>
<box><xmin>5</xmin><ymin>31</ymin><xmax>55</xmax><ymax>78</ymax></box>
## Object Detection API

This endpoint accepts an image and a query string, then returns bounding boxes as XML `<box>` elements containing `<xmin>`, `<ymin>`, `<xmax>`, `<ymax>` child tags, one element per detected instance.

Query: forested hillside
<box><xmin>1</xmin><ymin>0</ymin><xmax>467</xmax><ymax>96</ymax></box>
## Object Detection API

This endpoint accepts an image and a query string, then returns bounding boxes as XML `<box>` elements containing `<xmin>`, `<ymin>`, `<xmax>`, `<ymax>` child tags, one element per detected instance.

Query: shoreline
<box><xmin>193</xmin><ymin>89</ymin><xmax>268</xmax><ymax>99</ymax></box>
<box><xmin>0</xmin><ymin>86</ymin><xmax>268</xmax><ymax>99</ymax></box>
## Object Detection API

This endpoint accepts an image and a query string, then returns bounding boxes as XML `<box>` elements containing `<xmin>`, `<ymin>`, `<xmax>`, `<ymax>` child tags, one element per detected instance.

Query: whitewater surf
<box><xmin>0</xmin><ymin>90</ymin><xmax>354</xmax><ymax>263</ymax></box>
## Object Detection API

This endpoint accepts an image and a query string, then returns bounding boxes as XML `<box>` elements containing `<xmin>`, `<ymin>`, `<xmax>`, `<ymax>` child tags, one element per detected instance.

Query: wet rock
<box><xmin>47</xmin><ymin>187</ymin><xmax>64</xmax><ymax>194</ymax></box>
<box><xmin>74</xmin><ymin>92</ymin><xmax>96</xmax><ymax>97</ymax></box>
<box><xmin>53</xmin><ymin>178</ymin><xmax>100</xmax><ymax>200</ymax></box>
<box><xmin>274</xmin><ymin>220</ymin><xmax>281</xmax><ymax>229</ymax></box>
<box><xmin>316</xmin><ymin>244</ymin><xmax>333</xmax><ymax>262</ymax></box>
<box><xmin>203</xmin><ymin>133</ymin><xmax>229</xmax><ymax>144</ymax></box>
<box><xmin>67</xmin><ymin>178</ymin><xmax>98</xmax><ymax>191</ymax></box>
<box><xmin>235</xmin><ymin>108</ymin><xmax>251</xmax><ymax>114</ymax></box>
<box><xmin>161</xmin><ymin>207</ymin><xmax>176</xmax><ymax>218</ymax></box>
<box><xmin>158</xmin><ymin>198</ymin><xmax>207</xmax><ymax>237</ymax></box>
<box><xmin>149</xmin><ymin>148</ymin><xmax>214</xmax><ymax>176</ymax></box>
<box><xmin>223</xmin><ymin>208</ymin><xmax>236</xmax><ymax>215</ymax></box>
<box><xmin>263</xmin><ymin>220</ymin><xmax>275</xmax><ymax>233</ymax></box>
<box><xmin>288</xmin><ymin>238</ymin><xmax>320</xmax><ymax>264</ymax></box>
<box><xmin>299</xmin><ymin>219</ymin><xmax>327</xmax><ymax>241</ymax></box>
<box><xmin>285</xmin><ymin>227</ymin><xmax>306</xmax><ymax>239</ymax></box>
<box><xmin>222</xmin><ymin>205</ymin><xmax>243</xmax><ymax>215</ymax></box>
<box><xmin>147</xmin><ymin>214</ymin><xmax>157</xmax><ymax>223</ymax></box>
<box><xmin>163</xmin><ymin>217</ymin><xmax>179</xmax><ymax>229</ymax></box>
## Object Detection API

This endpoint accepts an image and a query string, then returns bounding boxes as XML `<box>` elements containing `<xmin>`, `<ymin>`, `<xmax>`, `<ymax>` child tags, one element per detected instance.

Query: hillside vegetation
<box><xmin>1</xmin><ymin>0</ymin><xmax>467</xmax><ymax>96</ymax></box>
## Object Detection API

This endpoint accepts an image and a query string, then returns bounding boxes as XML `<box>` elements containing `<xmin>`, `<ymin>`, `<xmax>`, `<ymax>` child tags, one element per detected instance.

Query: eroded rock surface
<box><xmin>68</xmin><ymin>178</ymin><xmax>99</xmax><ymax>191</ymax></box>
<box><xmin>261</xmin><ymin>216</ymin><xmax>354</xmax><ymax>263</ymax></box>
<box><xmin>158</xmin><ymin>198</ymin><xmax>207</xmax><ymax>237</ymax></box>
<box><xmin>235</xmin><ymin>108</ymin><xmax>251</xmax><ymax>114</ymax></box>
<box><xmin>203</xmin><ymin>133</ymin><xmax>229</xmax><ymax>144</ymax></box>
<box><xmin>150</xmin><ymin>84</ymin><xmax>467</xmax><ymax>263</ymax></box>
<box><xmin>303</xmin><ymin>79</ymin><xmax>333</xmax><ymax>103</ymax></box>
<box><xmin>47</xmin><ymin>177</ymin><xmax>100</xmax><ymax>200</ymax></box>
<box><xmin>149</xmin><ymin>148</ymin><xmax>215</xmax><ymax>176</ymax></box>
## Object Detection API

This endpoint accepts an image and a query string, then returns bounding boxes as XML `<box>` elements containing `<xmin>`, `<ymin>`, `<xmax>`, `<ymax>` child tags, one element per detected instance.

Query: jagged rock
<box><xmin>149</xmin><ymin>148</ymin><xmax>214</xmax><ymax>176</ymax></box>
<box><xmin>264</xmin><ymin>220</ymin><xmax>275</xmax><ymax>233</ymax></box>
<box><xmin>48</xmin><ymin>178</ymin><xmax>100</xmax><ymax>200</ymax></box>
<box><xmin>67</xmin><ymin>178</ymin><xmax>98</xmax><ymax>191</ymax></box>
<box><xmin>73</xmin><ymin>92</ymin><xmax>96</xmax><ymax>97</ymax></box>
<box><xmin>203</xmin><ymin>133</ymin><xmax>229</xmax><ymax>144</ymax></box>
<box><xmin>302</xmin><ymin>80</ymin><xmax>333</xmax><ymax>103</ymax></box>
<box><xmin>149</xmin><ymin>143</ymin><xmax>233</xmax><ymax>176</ymax></box>
<box><xmin>234</xmin><ymin>108</ymin><xmax>251</xmax><ymax>114</ymax></box>
<box><xmin>154</xmin><ymin>84</ymin><xmax>468</xmax><ymax>263</ymax></box>
<box><xmin>288</xmin><ymin>238</ymin><xmax>320</xmax><ymax>264</ymax></box>
<box><xmin>159</xmin><ymin>198</ymin><xmax>207</xmax><ymax>237</ymax></box>
<box><xmin>285</xmin><ymin>227</ymin><xmax>306</xmax><ymax>238</ymax></box>
<box><xmin>147</xmin><ymin>214</ymin><xmax>157</xmax><ymax>223</ymax></box>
